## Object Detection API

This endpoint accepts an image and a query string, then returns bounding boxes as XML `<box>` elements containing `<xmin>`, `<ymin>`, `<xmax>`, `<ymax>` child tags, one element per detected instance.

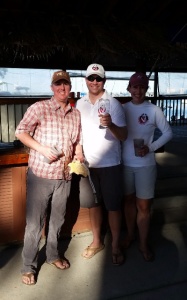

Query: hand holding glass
<box><xmin>98</xmin><ymin>99</ymin><xmax>110</xmax><ymax>129</ymax></box>
<box><xmin>43</xmin><ymin>147</ymin><xmax>61</xmax><ymax>163</ymax></box>
<box><xmin>133</xmin><ymin>139</ymin><xmax>144</xmax><ymax>156</ymax></box>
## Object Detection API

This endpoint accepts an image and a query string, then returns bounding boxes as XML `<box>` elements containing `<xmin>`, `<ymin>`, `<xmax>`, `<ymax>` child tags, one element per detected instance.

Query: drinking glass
<box><xmin>98</xmin><ymin>98</ymin><xmax>110</xmax><ymax>129</ymax></box>
<box><xmin>133</xmin><ymin>139</ymin><xmax>144</xmax><ymax>156</ymax></box>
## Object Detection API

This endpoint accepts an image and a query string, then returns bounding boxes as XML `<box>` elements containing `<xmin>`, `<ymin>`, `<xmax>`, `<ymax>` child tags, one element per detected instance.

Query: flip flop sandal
<box><xmin>81</xmin><ymin>244</ymin><xmax>105</xmax><ymax>259</ymax></box>
<box><xmin>47</xmin><ymin>259</ymin><xmax>70</xmax><ymax>270</ymax></box>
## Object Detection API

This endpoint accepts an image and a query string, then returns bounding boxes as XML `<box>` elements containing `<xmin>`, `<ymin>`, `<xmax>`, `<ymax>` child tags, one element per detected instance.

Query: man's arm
<box><xmin>16</xmin><ymin>132</ymin><xmax>56</xmax><ymax>159</ymax></box>
<box><xmin>108</xmin><ymin>123</ymin><xmax>128</xmax><ymax>141</ymax></box>
<box><xmin>74</xmin><ymin>143</ymin><xmax>85</xmax><ymax>162</ymax></box>
<box><xmin>99</xmin><ymin>113</ymin><xmax>128</xmax><ymax>141</ymax></box>
<box><xmin>16</xmin><ymin>132</ymin><xmax>42</xmax><ymax>152</ymax></box>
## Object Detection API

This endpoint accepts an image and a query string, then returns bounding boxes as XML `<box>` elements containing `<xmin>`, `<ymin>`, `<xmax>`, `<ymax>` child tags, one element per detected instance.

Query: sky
<box><xmin>0</xmin><ymin>68</ymin><xmax>187</xmax><ymax>97</ymax></box>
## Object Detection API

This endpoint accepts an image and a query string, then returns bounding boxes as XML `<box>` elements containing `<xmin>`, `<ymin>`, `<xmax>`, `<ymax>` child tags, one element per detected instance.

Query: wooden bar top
<box><xmin>0</xmin><ymin>147</ymin><xmax>29</xmax><ymax>166</ymax></box>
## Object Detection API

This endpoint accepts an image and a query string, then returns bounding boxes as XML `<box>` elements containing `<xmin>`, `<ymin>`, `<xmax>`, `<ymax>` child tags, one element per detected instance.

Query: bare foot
<box><xmin>139</xmin><ymin>247</ymin><xmax>154</xmax><ymax>262</ymax></box>
<box><xmin>22</xmin><ymin>272</ymin><xmax>36</xmax><ymax>285</ymax></box>
<box><xmin>47</xmin><ymin>259</ymin><xmax>70</xmax><ymax>270</ymax></box>
<box><xmin>112</xmin><ymin>249</ymin><xmax>125</xmax><ymax>266</ymax></box>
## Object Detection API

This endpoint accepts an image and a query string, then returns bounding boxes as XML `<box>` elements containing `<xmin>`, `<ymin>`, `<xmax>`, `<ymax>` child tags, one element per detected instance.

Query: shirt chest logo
<box><xmin>138</xmin><ymin>113</ymin><xmax>148</xmax><ymax>124</ymax></box>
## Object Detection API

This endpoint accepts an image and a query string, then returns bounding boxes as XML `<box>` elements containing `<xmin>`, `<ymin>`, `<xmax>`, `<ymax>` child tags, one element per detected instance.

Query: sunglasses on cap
<box><xmin>87</xmin><ymin>75</ymin><xmax>104</xmax><ymax>82</ymax></box>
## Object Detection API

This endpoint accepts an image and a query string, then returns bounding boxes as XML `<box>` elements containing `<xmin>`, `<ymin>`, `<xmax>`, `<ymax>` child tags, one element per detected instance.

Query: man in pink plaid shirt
<box><xmin>15</xmin><ymin>70</ymin><xmax>83</xmax><ymax>285</ymax></box>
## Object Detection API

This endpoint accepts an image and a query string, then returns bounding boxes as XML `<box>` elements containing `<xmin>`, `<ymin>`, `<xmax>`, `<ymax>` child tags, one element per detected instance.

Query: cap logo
<box><xmin>92</xmin><ymin>65</ymin><xmax>99</xmax><ymax>71</ymax></box>
<box><xmin>56</xmin><ymin>71</ymin><xmax>64</xmax><ymax>76</ymax></box>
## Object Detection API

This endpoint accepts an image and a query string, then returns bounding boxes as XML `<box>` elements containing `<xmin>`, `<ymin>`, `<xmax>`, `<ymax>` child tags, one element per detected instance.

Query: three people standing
<box><xmin>16</xmin><ymin>67</ymin><xmax>173</xmax><ymax>285</ymax></box>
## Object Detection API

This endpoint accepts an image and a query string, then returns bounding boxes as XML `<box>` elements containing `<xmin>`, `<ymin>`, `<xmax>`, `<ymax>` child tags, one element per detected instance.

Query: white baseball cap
<box><xmin>86</xmin><ymin>63</ymin><xmax>105</xmax><ymax>78</ymax></box>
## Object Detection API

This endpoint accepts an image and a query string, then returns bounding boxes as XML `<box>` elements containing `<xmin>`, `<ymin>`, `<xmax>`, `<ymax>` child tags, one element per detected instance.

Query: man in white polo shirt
<box><xmin>76</xmin><ymin>63</ymin><xmax>127</xmax><ymax>265</ymax></box>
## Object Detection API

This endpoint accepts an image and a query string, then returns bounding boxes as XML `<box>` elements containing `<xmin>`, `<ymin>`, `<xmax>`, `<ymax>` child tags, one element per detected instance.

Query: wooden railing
<box><xmin>0</xmin><ymin>96</ymin><xmax>187</xmax><ymax>143</ymax></box>
<box><xmin>0</xmin><ymin>98</ymin><xmax>43</xmax><ymax>143</ymax></box>
<box><xmin>116</xmin><ymin>96</ymin><xmax>187</xmax><ymax>125</ymax></box>
<box><xmin>155</xmin><ymin>96</ymin><xmax>187</xmax><ymax>126</ymax></box>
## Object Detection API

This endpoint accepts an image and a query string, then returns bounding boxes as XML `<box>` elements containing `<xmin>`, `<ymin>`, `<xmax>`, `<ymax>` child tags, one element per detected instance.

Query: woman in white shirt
<box><xmin>121</xmin><ymin>72</ymin><xmax>173</xmax><ymax>261</ymax></box>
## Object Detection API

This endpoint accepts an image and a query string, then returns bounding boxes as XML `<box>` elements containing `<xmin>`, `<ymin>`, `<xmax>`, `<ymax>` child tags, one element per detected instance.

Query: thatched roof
<box><xmin>0</xmin><ymin>0</ymin><xmax>187</xmax><ymax>72</ymax></box>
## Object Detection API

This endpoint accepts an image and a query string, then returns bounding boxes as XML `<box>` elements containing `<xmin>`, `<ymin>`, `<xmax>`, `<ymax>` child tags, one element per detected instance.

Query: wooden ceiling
<box><xmin>0</xmin><ymin>0</ymin><xmax>187</xmax><ymax>72</ymax></box>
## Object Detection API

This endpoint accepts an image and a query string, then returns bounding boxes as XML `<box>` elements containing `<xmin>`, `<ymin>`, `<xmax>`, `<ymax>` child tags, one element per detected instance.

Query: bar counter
<box><xmin>0</xmin><ymin>147</ymin><xmax>29</xmax><ymax>166</ymax></box>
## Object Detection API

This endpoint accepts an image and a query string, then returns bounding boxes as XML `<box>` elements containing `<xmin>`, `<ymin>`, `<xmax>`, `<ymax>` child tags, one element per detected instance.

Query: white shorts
<box><xmin>122</xmin><ymin>165</ymin><xmax>157</xmax><ymax>199</ymax></box>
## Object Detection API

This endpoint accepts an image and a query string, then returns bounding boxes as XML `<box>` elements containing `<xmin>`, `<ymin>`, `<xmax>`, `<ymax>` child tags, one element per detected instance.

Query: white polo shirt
<box><xmin>76</xmin><ymin>90</ymin><xmax>126</xmax><ymax>168</ymax></box>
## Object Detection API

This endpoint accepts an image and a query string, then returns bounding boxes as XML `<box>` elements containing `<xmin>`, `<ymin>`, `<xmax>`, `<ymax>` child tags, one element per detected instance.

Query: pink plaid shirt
<box><xmin>15</xmin><ymin>97</ymin><xmax>82</xmax><ymax>180</ymax></box>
